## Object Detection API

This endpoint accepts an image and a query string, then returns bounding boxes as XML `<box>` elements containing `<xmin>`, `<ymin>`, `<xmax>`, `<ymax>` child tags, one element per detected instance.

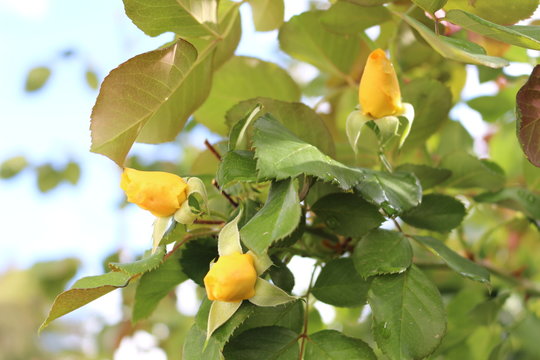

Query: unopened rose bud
<box><xmin>120</xmin><ymin>168</ymin><xmax>188</xmax><ymax>217</ymax></box>
<box><xmin>204</xmin><ymin>252</ymin><xmax>257</xmax><ymax>302</ymax></box>
<box><xmin>359</xmin><ymin>49</ymin><xmax>403</xmax><ymax>119</ymax></box>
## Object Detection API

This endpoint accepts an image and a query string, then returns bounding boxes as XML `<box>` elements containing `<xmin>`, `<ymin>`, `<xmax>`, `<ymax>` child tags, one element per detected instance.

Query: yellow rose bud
<box><xmin>204</xmin><ymin>252</ymin><xmax>257</xmax><ymax>302</ymax></box>
<box><xmin>120</xmin><ymin>168</ymin><xmax>188</xmax><ymax>217</ymax></box>
<box><xmin>359</xmin><ymin>48</ymin><xmax>403</xmax><ymax>119</ymax></box>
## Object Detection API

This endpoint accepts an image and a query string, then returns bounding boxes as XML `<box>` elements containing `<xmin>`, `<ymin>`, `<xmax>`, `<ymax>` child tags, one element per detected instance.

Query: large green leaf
<box><xmin>40</xmin><ymin>271</ymin><xmax>132</xmax><ymax>331</ymax></box>
<box><xmin>240</xmin><ymin>179</ymin><xmax>301</xmax><ymax>254</ymax></box>
<box><xmin>122</xmin><ymin>0</ymin><xmax>218</xmax><ymax>37</ymax></box>
<box><xmin>235</xmin><ymin>301</ymin><xmax>304</xmax><ymax>334</ymax></box>
<box><xmin>305</xmin><ymin>330</ymin><xmax>377</xmax><ymax>360</ymax></box>
<box><xmin>312</xmin><ymin>258</ymin><xmax>371</xmax><ymax>307</ymax></box>
<box><xmin>343</xmin><ymin>0</ymin><xmax>393</xmax><ymax>5</ymax></box>
<box><xmin>440</xmin><ymin>151</ymin><xmax>506</xmax><ymax>191</ymax></box>
<box><xmin>355</xmin><ymin>170</ymin><xmax>422</xmax><ymax>215</ymax></box>
<box><xmin>401</xmin><ymin>79</ymin><xmax>452</xmax><ymax>149</ymax></box>
<box><xmin>311</xmin><ymin>193</ymin><xmax>384</xmax><ymax>238</ymax></box>
<box><xmin>179</xmin><ymin>237</ymin><xmax>218</xmax><ymax>286</ymax></box>
<box><xmin>474</xmin><ymin>187</ymin><xmax>540</xmax><ymax>219</ymax></box>
<box><xmin>279</xmin><ymin>10</ymin><xmax>364</xmax><ymax>79</ymax></box>
<box><xmin>446</xmin><ymin>10</ymin><xmax>540</xmax><ymax>50</ymax></box>
<box><xmin>516</xmin><ymin>65</ymin><xmax>540</xmax><ymax>167</ymax></box>
<box><xmin>368</xmin><ymin>265</ymin><xmax>446</xmax><ymax>360</ymax></box>
<box><xmin>412</xmin><ymin>235</ymin><xmax>490</xmax><ymax>283</ymax></box>
<box><xmin>353</xmin><ymin>229</ymin><xmax>412</xmax><ymax>278</ymax></box>
<box><xmin>216</xmin><ymin>150</ymin><xmax>258</xmax><ymax>187</ymax></box>
<box><xmin>252</xmin><ymin>115</ymin><xmax>365</xmax><ymax>189</ymax></box>
<box><xmin>183</xmin><ymin>325</ymin><xmax>222</xmax><ymax>360</ymax></box>
<box><xmin>132</xmin><ymin>253</ymin><xmax>187</xmax><ymax>322</ymax></box>
<box><xmin>223</xmin><ymin>326</ymin><xmax>299</xmax><ymax>360</ymax></box>
<box><xmin>394</xmin><ymin>164</ymin><xmax>451</xmax><ymax>190</ymax></box>
<box><xmin>412</xmin><ymin>0</ymin><xmax>447</xmax><ymax>13</ymax></box>
<box><xmin>195</xmin><ymin>56</ymin><xmax>300</xmax><ymax>134</ymax></box>
<box><xmin>226</xmin><ymin>98</ymin><xmax>335</xmax><ymax>156</ymax></box>
<box><xmin>444</xmin><ymin>0</ymin><xmax>539</xmax><ymax>25</ymax></box>
<box><xmin>90</xmin><ymin>40</ymin><xmax>212</xmax><ymax>166</ymax></box>
<box><xmin>109</xmin><ymin>246</ymin><xmax>166</xmax><ymax>275</ymax></box>
<box><xmin>401</xmin><ymin>194</ymin><xmax>466</xmax><ymax>232</ymax></box>
<box><xmin>321</xmin><ymin>2</ymin><xmax>390</xmax><ymax>35</ymax></box>
<box><xmin>401</xmin><ymin>14</ymin><xmax>508</xmax><ymax>68</ymax></box>
<box><xmin>248</xmin><ymin>0</ymin><xmax>284</xmax><ymax>31</ymax></box>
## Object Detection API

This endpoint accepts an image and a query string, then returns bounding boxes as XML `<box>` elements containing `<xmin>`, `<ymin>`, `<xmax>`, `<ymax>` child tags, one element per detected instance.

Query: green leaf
<box><xmin>446</xmin><ymin>10</ymin><xmax>540</xmax><ymax>50</ymax></box>
<box><xmin>236</xmin><ymin>301</ymin><xmax>304</xmax><ymax>334</ymax></box>
<box><xmin>440</xmin><ymin>151</ymin><xmax>506</xmax><ymax>191</ymax></box>
<box><xmin>467</xmin><ymin>88</ymin><xmax>515</xmax><ymax>123</ymax></box>
<box><xmin>40</xmin><ymin>271</ymin><xmax>132</xmax><ymax>331</ymax></box>
<box><xmin>401</xmin><ymin>194</ymin><xmax>466</xmax><ymax>232</ymax></box>
<box><xmin>90</xmin><ymin>40</ymin><xmax>212</xmax><ymax>166</ymax></box>
<box><xmin>355</xmin><ymin>170</ymin><xmax>422</xmax><ymax>215</ymax></box>
<box><xmin>401</xmin><ymin>14</ymin><xmax>509</xmax><ymax>68</ymax></box>
<box><xmin>179</xmin><ymin>237</ymin><xmax>218</xmax><ymax>286</ymax></box>
<box><xmin>444</xmin><ymin>0</ymin><xmax>539</xmax><ymax>26</ymax></box>
<box><xmin>249</xmin><ymin>0</ymin><xmax>284</xmax><ymax>31</ymax></box>
<box><xmin>222</xmin><ymin>326</ymin><xmax>299</xmax><ymax>360</ymax></box>
<box><xmin>25</xmin><ymin>66</ymin><xmax>51</xmax><ymax>92</ymax></box>
<box><xmin>353</xmin><ymin>229</ymin><xmax>413</xmax><ymax>278</ymax></box>
<box><xmin>411</xmin><ymin>0</ymin><xmax>447</xmax><ymax>13</ymax></box>
<box><xmin>305</xmin><ymin>330</ymin><xmax>377</xmax><ymax>360</ymax></box>
<box><xmin>311</xmin><ymin>193</ymin><xmax>384</xmax><ymax>238</ymax></box>
<box><xmin>412</xmin><ymin>235</ymin><xmax>490</xmax><ymax>283</ymax></box>
<box><xmin>279</xmin><ymin>10</ymin><xmax>364</xmax><ymax>79</ymax></box>
<box><xmin>85</xmin><ymin>69</ymin><xmax>99</xmax><ymax>90</ymax></box>
<box><xmin>312</xmin><ymin>258</ymin><xmax>371</xmax><ymax>307</ymax></box>
<box><xmin>122</xmin><ymin>0</ymin><xmax>218</xmax><ymax>37</ymax></box>
<box><xmin>132</xmin><ymin>252</ymin><xmax>187</xmax><ymax>322</ymax></box>
<box><xmin>183</xmin><ymin>324</ymin><xmax>223</xmax><ymax>360</ymax></box>
<box><xmin>36</xmin><ymin>164</ymin><xmax>63</xmax><ymax>193</ymax></box>
<box><xmin>240</xmin><ymin>179</ymin><xmax>301</xmax><ymax>254</ymax></box>
<box><xmin>109</xmin><ymin>246</ymin><xmax>166</xmax><ymax>275</ymax></box>
<box><xmin>394</xmin><ymin>164</ymin><xmax>451</xmax><ymax>190</ymax></box>
<box><xmin>368</xmin><ymin>265</ymin><xmax>446</xmax><ymax>360</ymax></box>
<box><xmin>268</xmin><ymin>257</ymin><xmax>295</xmax><ymax>294</ymax></box>
<box><xmin>435</xmin><ymin>120</ymin><xmax>474</xmax><ymax>156</ymax></box>
<box><xmin>321</xmin><ymin>2</ymin><xmax>390</xmax><ymax>35</ymax></box>
<box><xmin>216</xmin><ymin>150</ymin><xmax>258</xmax><ymax>187</ymax></box>
<box><xmin>401</xmin><ymin>79</ymin><xmax>452</xmax><ymax>149</ymax></box>
<box><xmin>0</xmin><ymin>156</ymin><xmax>28</xmax><ymax>179</ymax></box>
<box><xmin>252</xmin><ymin>115</ymin><xmax>364</xmax><ymax>189</ymax></box>
<box><xmin>474</xmin><ymin>187</ymin><xmax>540</xmax><ymax>219</ymax></box>
<box><xmin>226</xmin><ymin>98</ymin><xmax>335</xmax><ymax>156</ymax></box>
<box><xmin>62</xmin><ymin>161</ymin><xmax>81</xmax><ymax>185</ymax></box>
<box><xmin>195</xmin><ymin>56</ymin><xmax>300</xmax><ymax>134</ymax></box>
<box><xmin>516</xmin><ymin>65</ymin><xmax>540</xmax><ymax>167</ymax></box>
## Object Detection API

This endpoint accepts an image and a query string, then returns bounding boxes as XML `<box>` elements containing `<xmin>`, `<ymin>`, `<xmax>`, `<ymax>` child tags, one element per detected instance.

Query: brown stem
<box><xmin>212</xmin><ymin>179</ymin><xmax>238</xmax><ymax>207</ymax></box>
<box><xmin>204</xmin><ymin>139</ymin><xmax>222</xmax><ymax>161</ymax></box>
<box><xmin>163</xmin><ymin>229</ymin><xmax>220</xmax><ymax>261</ymax></box>
<box><xmin>193</xmin><ymin>219</ymin><xmax>225</xmax><ymax>225</ymax></box>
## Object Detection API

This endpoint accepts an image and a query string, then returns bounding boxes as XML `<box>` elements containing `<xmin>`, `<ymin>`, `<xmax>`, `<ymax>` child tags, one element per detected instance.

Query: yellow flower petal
<box><xmin>204</xmin><ymin>252</ymin><xmax>258</xmax><ymax>302</ymax></box>
<box><xmin>359</xmin><ymin>49</ymin><xmax>403</xmax><ymax>119</ymax></box>
<box><xmin>120</xmin><ymin>168</ymin><xmax>188</xmax><ymax>217</ymax></box>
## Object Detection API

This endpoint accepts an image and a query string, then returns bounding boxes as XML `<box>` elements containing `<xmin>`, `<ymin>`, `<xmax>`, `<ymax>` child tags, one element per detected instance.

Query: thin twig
<box><xmin>204</xmin><ymin>139</ymin><xmax>222</xmax><ymax>161</ymax></box>
<box><xmin>298</xmin><ymin>264</ymin><xmax>319</xmax><ymax>360</ymax></box>
<box><xmin>212</xmin><ymin>179</ymin><xmax>238</xmax><ymax>207</ymax></box>
<box><xmin>163</xmin><ymin>229</ymin><xmax>220</xmax><ymax>261</ymax></box>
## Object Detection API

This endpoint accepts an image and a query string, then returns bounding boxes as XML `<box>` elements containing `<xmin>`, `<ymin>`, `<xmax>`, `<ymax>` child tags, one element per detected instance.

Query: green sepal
<box><xmin>206</xmin><ymin>300</ymin><xmax>242</xmax><ymax>341</ymax></box>
<box><xmin>248</xmin><ymin>250</ymin><xmax>273</xmax><ymax>276</ymax></box>
<box><xmin>218</xmin><ymin>211</ymin><xmax>243</xmax><ymax>256</ymax></box>
<box><xmin>346</xmin><ymin>109</ymin><xmax>372</xmax><ymax>155</ymax></box>
<box><xmin>152</xmin><ymin>216</ymin><xmax>172</xmax><ymax>254</ymax></box>
<box><xmin>248</xmin><ymin>278</ymin><xmax>297</xmax><ymax>307</ymax></box>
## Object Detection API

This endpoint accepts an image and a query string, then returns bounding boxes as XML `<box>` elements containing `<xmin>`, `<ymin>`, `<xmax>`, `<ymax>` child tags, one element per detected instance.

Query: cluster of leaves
<box><xmin>0</xmin><ymin>155</ymin><xmax>80</xmax><ymax>193</ymax></box>
<box><xmin>40</xmin><ymin>0</ymin><xmax>540</xmax><ymax>359</ymax></box>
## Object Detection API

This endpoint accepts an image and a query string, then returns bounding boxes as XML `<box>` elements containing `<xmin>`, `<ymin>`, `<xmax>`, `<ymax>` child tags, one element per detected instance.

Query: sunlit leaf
<box><xmin>25</xmin><ymin>66</ymin><xmax>51</xmax><ymax>92</ymax></box>
<box><xmin>475</xmin><ymin>187</ymin><xmax>540</xmax><ymax>219</ymax></box>
<box><xmin>249</xmin><ymin>0</ymin><xmax>284</xmax><ymax>31</ymax></box>
<box><xmin>444</xmin><ymin>0</ymin><xmax>539</xmax><ymax>26</ymax></box>
<box><xmin>321</xmin><ymin>2</ymin><xmax>390</xmax><ymax>35</ymax></box>
<box><xmin>90</xmin><ymin>40</ymin><xmax>212</xmax><ymax>165</ymax></box>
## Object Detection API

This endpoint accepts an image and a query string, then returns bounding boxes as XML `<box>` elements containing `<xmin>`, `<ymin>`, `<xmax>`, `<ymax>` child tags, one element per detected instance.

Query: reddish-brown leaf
<box><xmin>516</xmin><ymin>64</ymin><xmax>540</xmax><ymax>167</ymax></box>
